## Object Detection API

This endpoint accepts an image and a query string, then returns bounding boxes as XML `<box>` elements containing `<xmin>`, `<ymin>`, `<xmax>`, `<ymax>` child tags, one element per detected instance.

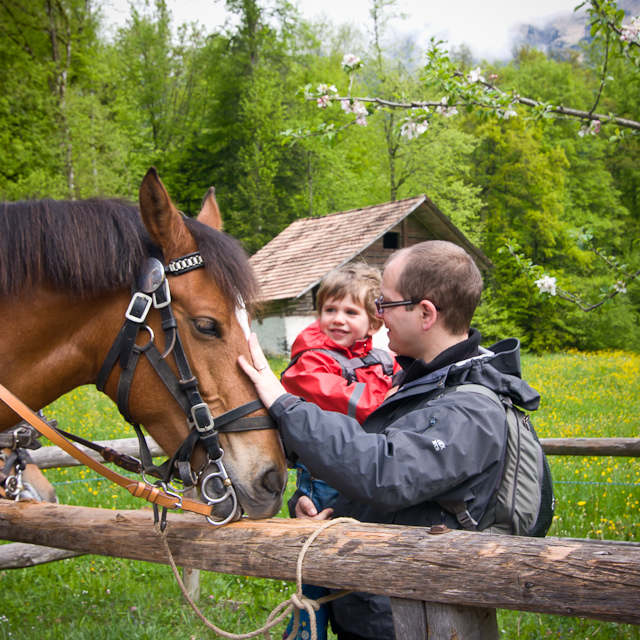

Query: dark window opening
<box><xmin>383</xmin><ymin>232</ymin><xmax>399</xmax><ymax>249</ymax></box>
<box><xmin>311</xmin><ymin>284</ymin><xmax>319</xmax><ymax>310</ymax></box>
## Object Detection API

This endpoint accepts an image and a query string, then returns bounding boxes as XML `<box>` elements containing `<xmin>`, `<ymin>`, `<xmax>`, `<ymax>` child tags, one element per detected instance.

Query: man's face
<box><xmin>378</xmin><ymin>255</ymin><xmax>423</xmax><ymax>358</ymax></box>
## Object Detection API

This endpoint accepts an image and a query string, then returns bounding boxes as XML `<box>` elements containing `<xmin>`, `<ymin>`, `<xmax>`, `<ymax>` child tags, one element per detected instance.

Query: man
<box><xmin>239</xmin><ymin>240</ymin><xmax>540</xmax><ymax>640</ymax></box>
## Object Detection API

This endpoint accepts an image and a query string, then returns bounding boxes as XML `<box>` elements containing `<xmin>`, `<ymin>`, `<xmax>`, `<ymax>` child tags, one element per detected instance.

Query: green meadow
<box><xmin>0</xmin><ymin>351</ymin><xmax>638</xmax><ymax>639</ymax></box>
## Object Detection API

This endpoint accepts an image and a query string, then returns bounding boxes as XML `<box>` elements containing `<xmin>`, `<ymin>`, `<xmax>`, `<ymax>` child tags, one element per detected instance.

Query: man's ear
<box><xmin>419</xmin><ymin>300</ymin><xmax>438</xmax><ymax>331</ymax></box>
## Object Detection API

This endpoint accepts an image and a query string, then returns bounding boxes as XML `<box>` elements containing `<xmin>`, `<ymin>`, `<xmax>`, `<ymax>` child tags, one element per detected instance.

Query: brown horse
<box><xmin>0</xmin><ymin>168</ymin><xmax>287</xmax><ymax>522</ymax></box>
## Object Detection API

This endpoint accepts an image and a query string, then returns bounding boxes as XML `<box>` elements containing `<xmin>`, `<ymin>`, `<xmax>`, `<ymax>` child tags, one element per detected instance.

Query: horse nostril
<box><xmin>261</xmin><ymin>467</ymin><xmax>286</xmax><ymax>497</ymax></box>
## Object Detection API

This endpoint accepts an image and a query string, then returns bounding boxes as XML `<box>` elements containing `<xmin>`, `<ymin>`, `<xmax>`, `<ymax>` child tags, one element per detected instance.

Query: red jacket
<box><xmin>281</xmin><ymin>320</ymin><xmax>400</xmax><ymax>424</ymax></box>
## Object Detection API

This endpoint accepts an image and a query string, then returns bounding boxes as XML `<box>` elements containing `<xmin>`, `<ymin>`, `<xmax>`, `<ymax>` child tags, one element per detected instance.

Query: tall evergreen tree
<box><xmin>175</xmin><ymin>0</ymin><xmax>313</xmax><ymax>252</ymax></box>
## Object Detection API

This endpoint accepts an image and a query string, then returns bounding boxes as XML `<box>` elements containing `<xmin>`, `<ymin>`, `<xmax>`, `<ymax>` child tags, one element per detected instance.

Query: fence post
<box><xmin>391</xmin><ymin>598</ymin><xmax>499</xmax><ymax>640</ymax></box>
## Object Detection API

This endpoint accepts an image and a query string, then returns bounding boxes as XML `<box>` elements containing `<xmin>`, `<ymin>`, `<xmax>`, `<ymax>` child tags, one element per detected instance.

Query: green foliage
<box><xmin>1</xmin><ymin>0</ymin><xmax>639</xmax><ymax>350</ymax></box>
<box><xmin>0</xmin><ymin>0</ymin><xmax>101</xmax><ymax>199</ymax></box>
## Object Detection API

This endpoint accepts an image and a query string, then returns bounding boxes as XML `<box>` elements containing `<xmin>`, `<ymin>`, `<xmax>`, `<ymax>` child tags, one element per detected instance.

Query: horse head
<box><xmin>102</xmin><ymin>168</ymin><xmax>287</xmax><ymax>522</ymax></box>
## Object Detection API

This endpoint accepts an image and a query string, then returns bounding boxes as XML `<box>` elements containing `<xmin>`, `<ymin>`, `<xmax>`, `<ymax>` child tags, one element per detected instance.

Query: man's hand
<box><xmin>237</xmin><ymin>333</ymin><xmax>288</xmax><ymax>409</ymax></box>
<box><xmin>295</xmin><ymin>495</ymin><xmax>333</xmax><ymax>521</ymax></box>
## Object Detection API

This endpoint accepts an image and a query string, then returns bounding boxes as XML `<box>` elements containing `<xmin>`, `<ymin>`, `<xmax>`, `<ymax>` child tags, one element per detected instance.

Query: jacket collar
<box><xmin>396</xmin><ymin>328</ymin><xmax>482</xmax><ymax>387</ymax></box>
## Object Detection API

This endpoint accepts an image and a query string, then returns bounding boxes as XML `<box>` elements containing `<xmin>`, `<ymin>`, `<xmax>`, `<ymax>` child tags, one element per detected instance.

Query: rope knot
<box><xmin>291</xmin><ymin>592</ymin><xmax>320</xmax><ymax>612</ymax></box>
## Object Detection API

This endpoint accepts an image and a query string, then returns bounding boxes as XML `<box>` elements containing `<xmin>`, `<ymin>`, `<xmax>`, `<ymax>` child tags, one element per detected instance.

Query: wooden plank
<box><xmin>28</xmin><ymin>436</ymin><xmax>164</xmax><ymax>469</ymax></box>
<box><xmin>0</xmin><ymin>542</ymin><xmax>83</xmax><ymax>568</ymax></box>
<box><xmin>1</xmin><ymin>501</ymin><xmax>639</xmax><ymax>625</ymax></box>
<box><xmin>540</xmin><ymin>438</ymin><xmax>640</xmax><ymax>457</ymax></box>
<box><xmin>424</xmin><ymin>602</ymin><xmax>498</xmax><ymax>640</ymax></box>
<box><xmin>391</xmin><ymin>598</ymin><xmax>427</xmax><ymax>640</ymax></box>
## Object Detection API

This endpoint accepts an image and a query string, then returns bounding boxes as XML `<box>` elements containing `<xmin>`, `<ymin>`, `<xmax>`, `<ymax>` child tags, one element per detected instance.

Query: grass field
<box><xmin>0</xmin><ymin>351</ymin><xmax>639</xmax><ymax>639</ymax></box>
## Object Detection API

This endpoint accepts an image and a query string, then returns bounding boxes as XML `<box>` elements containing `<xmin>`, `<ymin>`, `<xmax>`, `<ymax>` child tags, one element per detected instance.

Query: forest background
<box><xmin>1</xmin><ymin>0</ymin><xmax>639</xmax><ymax>353</ymax></box>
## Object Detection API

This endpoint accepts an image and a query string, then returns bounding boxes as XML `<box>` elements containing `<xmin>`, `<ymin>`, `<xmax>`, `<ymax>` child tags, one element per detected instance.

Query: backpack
<box><xmin>438</xmin><ymin>384</ymin><xmax>555</xmax><ymax>537</ymax></box>
<box><xmin>282</xmin><ymin>348</ymin><xmax>395</xmax><ymax>385</ymax></box>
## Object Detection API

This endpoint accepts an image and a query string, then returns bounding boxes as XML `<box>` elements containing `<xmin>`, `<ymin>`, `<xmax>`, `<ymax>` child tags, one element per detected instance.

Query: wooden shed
<box><xmin>249</xmin><ymin>195</ymin><xmax>492</xmax><ymax>356</ymax></box>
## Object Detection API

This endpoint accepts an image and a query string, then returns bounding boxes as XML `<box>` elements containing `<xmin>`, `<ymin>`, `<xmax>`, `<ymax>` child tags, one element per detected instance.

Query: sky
<box><xmin>101</xmin><ymin>0</ymin><xmax>586</xmax><ymax>61</ymax></box>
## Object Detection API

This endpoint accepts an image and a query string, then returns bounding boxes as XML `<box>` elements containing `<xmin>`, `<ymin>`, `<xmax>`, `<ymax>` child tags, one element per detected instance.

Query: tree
<box><xmin>0</xmin><ymin>0</ymin><xmax>99</xmax><ymax>199</ymax></box>
<box><xmin>173</xmin><ymin>0</ymin><xmax>317</xmax><ymax>252</ymax></box>
<box><xmin>286</xmin><ymin>0</ymin><xmax>639</xmax><ymax>329</ymax></box>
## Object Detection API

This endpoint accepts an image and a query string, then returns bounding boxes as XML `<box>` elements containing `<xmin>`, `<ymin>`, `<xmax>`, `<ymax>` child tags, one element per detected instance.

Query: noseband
<box><xmin>96</xmin><ymin>251</ymin><xmax>275</xmax><ymax>526</ymax></box>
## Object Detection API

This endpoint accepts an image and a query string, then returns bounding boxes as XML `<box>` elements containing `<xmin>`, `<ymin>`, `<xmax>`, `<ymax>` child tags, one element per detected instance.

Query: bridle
<box><xmin>0</xmin><ymin>422</ymin><xmax>48</xmax><ymax>501</ymax></box>
<box><xmin>95</xmin><ymin>250</ymin><xmax>276</xmax><ymax>526</ymax></box>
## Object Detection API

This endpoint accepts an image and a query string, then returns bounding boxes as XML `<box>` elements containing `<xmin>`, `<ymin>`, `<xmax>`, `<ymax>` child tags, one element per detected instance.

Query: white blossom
<box><xmin>535</xmin><ymin>275</ymin><xmax>557</xmax><ymax>296</ymax></box>
<box><xmin>620</xmin><ymin>17</ymin><xmax>640</xmax><ymax>42</ymax></box>
<box><xmin>317</xmin><ymin>83</ymin><xmax>337</xmax><ymax>95</ymax></box>
<box><xmin>614</xmin><ymin>280</ymin><xmax>628</xmax><ymax>294</ymax></box>
<box><xmin>317</xmin><ymin>95</ymin><xmax>331</xmax><ymax>108</ymax></box>
<box><xmin>578</xmin><ymin>119</ymin><xmax>601</xmax><ymax>137</ymax></box>
<box><xmin>467</xmin><ymin>66</ymin><xmax>485</xmax><ymax>84</ymax></box>
<box><xmin>400</xmin><ymin>119</ymin><xmax>429</xmax><ymax>139</ymax></box>
<box><xmin>500</xmin><ymin>105</ymin><xmax>518</xmax><ymax>119</ymax></box>
<box><xmin>341</xmin><ymin>99</ymin><xmax>368</xmax><ymax>124</ymax></box>
<box><xmin>436</xmin><ymin>97</ymin><xmax>458</xmax><ymax>117</ymax></box>
<box><xmin>342</xmin><ymin>54</ymin><xmax>362</xmax><ymax>72</ymax></box>
<box><xmin>351</xmin><ymin>100</ymin><xmax>367</xmax><ymax>117</ymax></box>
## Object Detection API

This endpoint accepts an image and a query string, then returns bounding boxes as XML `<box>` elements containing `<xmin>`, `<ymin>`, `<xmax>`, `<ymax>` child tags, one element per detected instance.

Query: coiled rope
<box><xmin>155</xmin><ymin>517</ymin><xmax>357</xmax><ymax>640</ymax></box>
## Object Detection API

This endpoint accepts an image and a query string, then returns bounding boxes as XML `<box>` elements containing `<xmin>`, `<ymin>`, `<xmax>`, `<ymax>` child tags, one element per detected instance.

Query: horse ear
<box><xmin>139</xmin><ymin>167</ymin><xmax>189</xmax><ymax>253</ymax></box>
<box><xmin>197</xmin><ymin>187</ymin><xmax>223</xmax><ymax>231</ymax></box>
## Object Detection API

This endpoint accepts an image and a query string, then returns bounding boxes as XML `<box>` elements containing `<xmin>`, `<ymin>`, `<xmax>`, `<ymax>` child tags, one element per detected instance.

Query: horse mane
<box><xmin>0</xmin><ymin>199</ymin><xmax>258</xmax><ymax>309</ymax></box>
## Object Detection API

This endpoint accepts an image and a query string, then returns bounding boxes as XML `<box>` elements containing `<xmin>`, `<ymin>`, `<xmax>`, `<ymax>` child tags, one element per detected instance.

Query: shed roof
<box><xmin>250</xmin><ymin>195</ymin><xmax>492</xmax><ymax>302</ymax></box>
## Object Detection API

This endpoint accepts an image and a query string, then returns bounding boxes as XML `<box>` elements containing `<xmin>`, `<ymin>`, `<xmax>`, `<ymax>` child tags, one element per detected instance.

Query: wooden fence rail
<box><xmin>26</xmin><ymin>436</ymin><xmax>640</xmax><ymax>470</ymax></box>
<box><xmin>0</xmin><ymin>501</ymin><xmax>639</xmax><ymax>629</ymax></box>
<box><xmin>6</xmin><ymin>436</ymin><xmax>640</xmax><ymax>637</ymax></box>
<box><xmin>540</xmin><ymin>437</ymin><xmax>640</xmax><ymax>457</ymax></box>
<box><xmin>29</xmin><ymin>436</ymin><xmax>164</xmax><ymax>469</ymax></box>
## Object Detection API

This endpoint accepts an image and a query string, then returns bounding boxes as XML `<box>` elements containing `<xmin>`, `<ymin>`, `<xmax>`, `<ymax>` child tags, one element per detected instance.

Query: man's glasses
<box><xmin>375</xmin><ymin>295</ymin><xmax>442</xmax><ymax>314</ymax></box>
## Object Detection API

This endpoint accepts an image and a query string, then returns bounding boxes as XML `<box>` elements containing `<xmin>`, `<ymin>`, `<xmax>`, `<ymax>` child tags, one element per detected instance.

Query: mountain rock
<box><xmin>513</xmin><ymin>0</ymin><xmax>640</xmax><ymax>55</ymax></box>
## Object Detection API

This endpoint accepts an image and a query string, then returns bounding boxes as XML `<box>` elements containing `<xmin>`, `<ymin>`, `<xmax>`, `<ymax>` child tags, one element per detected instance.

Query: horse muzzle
<box><xmin>199</xmin><ymin>454</ymin><xmax>286</xmax><ymax>522</ymax></box>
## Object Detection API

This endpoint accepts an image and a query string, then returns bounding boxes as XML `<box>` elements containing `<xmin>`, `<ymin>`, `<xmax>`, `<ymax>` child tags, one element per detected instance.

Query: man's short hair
<box><xmin>317</xmin><ymin>262</ymin><xmax>383</xmax><ymax>331</ymax></box>
<box><xmin>389</xmin><ymin>241</ymin><xmax>483</xmax><ymax>335</ymax></box>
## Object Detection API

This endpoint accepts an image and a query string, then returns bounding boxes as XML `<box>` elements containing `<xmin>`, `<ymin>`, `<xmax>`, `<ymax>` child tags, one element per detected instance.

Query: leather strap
<box><xmin>0</xmin><ymin>382</ymin><xmax>215</xmax><ymax>517</ymax></box>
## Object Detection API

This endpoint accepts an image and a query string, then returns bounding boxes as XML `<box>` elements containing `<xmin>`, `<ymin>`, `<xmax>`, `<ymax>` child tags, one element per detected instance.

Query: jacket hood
<box><xmin>290</xmin><ymin>319</ymin><xmax>373</xmax><ymax>359</ymax></box>
<box><xmin>401</xmin><ymin>337</ymin><xmax>540</xmax><ymax>412</ymax></box>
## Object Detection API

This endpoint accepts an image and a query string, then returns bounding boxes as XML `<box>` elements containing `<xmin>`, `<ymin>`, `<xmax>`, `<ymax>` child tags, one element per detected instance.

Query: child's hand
<box><xmin>238</xmin><ymin>333</ymin><xmax>288</xmax><ymax>409</ymax></box>
<box><xmin>295</xmin><ymin>495</ymin><xmax>334</xmax><ymax>521</ymax></box>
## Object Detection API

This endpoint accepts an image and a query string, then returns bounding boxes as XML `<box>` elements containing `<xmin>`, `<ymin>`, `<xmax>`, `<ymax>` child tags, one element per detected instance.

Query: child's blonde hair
<box><xmin>316</xmin><ymin>262</ymin><xmax>383</xmax><ymax>332</ymax></box>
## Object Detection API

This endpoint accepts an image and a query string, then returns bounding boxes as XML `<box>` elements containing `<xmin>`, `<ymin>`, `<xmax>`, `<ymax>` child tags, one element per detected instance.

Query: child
<box><xmin>281</xmin><ymin>262</ymin><xmax>399</xmax><ymax>640</ymax></box>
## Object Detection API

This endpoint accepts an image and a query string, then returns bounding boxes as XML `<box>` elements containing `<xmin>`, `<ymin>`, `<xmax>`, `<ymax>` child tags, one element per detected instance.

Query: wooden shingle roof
<box><xmin>250</xmin><ymin>195</ymin><xmax>491</xmax><ymax>302</ymax></box>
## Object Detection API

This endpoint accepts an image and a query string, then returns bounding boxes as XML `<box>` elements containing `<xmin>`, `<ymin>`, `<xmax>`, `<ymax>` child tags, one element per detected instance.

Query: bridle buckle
<box><xmin>191</xmin><ymin>402</ymin><xmax>214</xmax><ymax>433</ymax></box>
<box><xmin>125</xmin><ymin>292</ymin><xmax>153</xmax><ymax>323</ymax></box>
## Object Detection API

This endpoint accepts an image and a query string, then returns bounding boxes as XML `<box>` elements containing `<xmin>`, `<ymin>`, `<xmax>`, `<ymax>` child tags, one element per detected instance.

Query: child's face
<box><xmin>319</xmin><ymin>294</ymin><xmax>375</xmax><ymax>348</ymax></box>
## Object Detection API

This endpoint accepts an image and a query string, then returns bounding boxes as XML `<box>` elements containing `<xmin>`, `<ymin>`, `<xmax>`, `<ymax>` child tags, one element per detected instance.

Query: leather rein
<box><xmin>0</xmin><ymin>250</ymin><xmax>276</xmax><ymax>526</ymax></box>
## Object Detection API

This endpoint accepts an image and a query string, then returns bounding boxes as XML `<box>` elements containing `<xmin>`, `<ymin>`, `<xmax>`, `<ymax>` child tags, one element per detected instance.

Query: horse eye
<box><xmin>193</xmin><ymin>318</ymin><xmax>220</xmax><ymax>338</ymax></box>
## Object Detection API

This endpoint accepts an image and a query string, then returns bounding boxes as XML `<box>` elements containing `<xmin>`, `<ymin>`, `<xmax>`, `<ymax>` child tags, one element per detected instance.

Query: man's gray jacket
<box><xmin>269</xmin><ymin>335</ymin><xmax>540</xmax><ymax>640</ymax></box>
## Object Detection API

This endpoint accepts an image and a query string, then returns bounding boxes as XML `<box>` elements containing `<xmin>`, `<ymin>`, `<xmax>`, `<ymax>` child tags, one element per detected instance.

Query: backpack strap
<box><xmin>433</xmin><ymin>384</ymin><xmax>509</xmax><ymax>532</ymax></box>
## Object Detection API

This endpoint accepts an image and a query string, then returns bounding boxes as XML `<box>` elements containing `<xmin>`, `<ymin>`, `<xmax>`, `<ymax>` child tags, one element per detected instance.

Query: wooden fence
<box><xmin>0</xmin><ymin>501</ymin><xmax>639</xmax><ymax>639</ymax></box>
<box><xmin>2</xmin><ymin>436</ymin><xmax>640</xmax><ymax>639</ymax></box>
